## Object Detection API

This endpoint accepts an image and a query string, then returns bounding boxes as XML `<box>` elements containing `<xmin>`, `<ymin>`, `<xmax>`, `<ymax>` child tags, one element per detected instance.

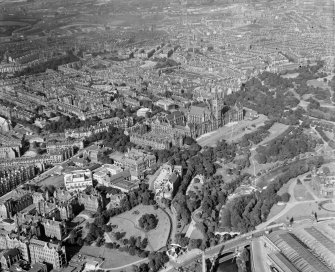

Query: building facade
<box><xmin>64</xmin><ymin>170</ymin><xmax>93</xmax><ymax>192</ymax></box>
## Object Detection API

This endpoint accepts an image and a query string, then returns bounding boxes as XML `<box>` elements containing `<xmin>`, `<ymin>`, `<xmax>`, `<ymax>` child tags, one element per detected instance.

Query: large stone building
<box><xmin>64</xmin><ymin>169</ymin><xmax>93</xmax><ymax>192</ymax></box>
<box><xmin>0</xmin><ymin>189</ymin><xmax>33</xmax><ymax>219</ymax></box>
<box><xmin>0</xmin><ymin>166</ymin><xmax>37</xmax><ymax>197</ymax></box>
<box><xmin>153</xmin><ymin>164</ymin><xmax>181</xmax><ymax>201</ymax></box>
<box><xmin>312</xmin><ymin>169</ymin><xmax>335</xmax><ymax>198</ymax></box>
<box><xmin>0</xmin><ymin>120</ymin><xmax>22</xmax><ymax>160</ymax></box>
<box><xmin>187</xmin><ymin>98</ymin><xmax>243</xmax><ymax>137</ymax></box>
<box><xmin>29</xmin><ymin>239</ymin><xmax>67</xmax><ymax>269</ymax></box>
<box><xmin>0</xmin><ymin>147</ymin><xmax>72</xmax><ymax>167</ymax></box>
<box><xmin>41</xmin><ymin>219</ymin><xmax>67</xmax><ymax>241</ymax></box>
<box><xmin>78</xmin><ymin>190</ymin><xmax>103</xmax><ymax>212</ymax></box>
<box><xmin>111</xmin><ymin>148</ymin><xmax>156</xmax><ymax>178</ymax></box>
<box><xmin>33</xmin><ymin>191</ymin><xmax>75</xmax><ymax>221</ymax></box>
<box><xmin>0</xmin><ymin>233</ymin><xmax>30</xmax><ymax>262</ymax></box>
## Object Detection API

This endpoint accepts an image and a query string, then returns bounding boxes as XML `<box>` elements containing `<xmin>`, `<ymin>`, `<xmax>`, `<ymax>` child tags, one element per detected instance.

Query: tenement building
<box><xmin>29</xmin><ymin>238</ymin><xmax>67</xmax><ymax>269</ymax></box>
<box><xmin>0</xmin><ymin>189</ymin><xmax>33</xmax><ymax>219</ymax></box>
<box><xmin>32</xmin><ymin>191</ymin><xmax>75</xmax><ymax>221</ymax></box>
<box><xmin>0</xmin><ymin>165</ymin><xmax>37</xmax><ymax>197</ymax></box>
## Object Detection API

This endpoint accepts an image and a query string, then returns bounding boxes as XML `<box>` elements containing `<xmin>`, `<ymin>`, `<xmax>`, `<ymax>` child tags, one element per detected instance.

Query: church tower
<box><xmin>211</xmin><ymin>91</ymin><xmax>225</xmax><ymax>127</ymax></box>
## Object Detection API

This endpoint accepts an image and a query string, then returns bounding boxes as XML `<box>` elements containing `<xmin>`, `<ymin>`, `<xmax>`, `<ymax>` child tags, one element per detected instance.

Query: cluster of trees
<box><xmin>97</xmin><ymin>149</ymin><xmax>113</xmax><ymax>164</ymax></box>
<box><xmin>220</xmin><ymin>156</ymin><xmax>323</xmax><ymax>233</ymax></box>
<box><xmin>167</xmin><ymin>140</ymin><xmax>238</xmax><ymax>231</ymax></box>
<box><xmin>153</xmin><ymin>140</ymin><xmax>236</xmax><ymax>178</ymax></box>
<box><xmin>45</xmin><ymin>115</ymin><xmax>100</xmax><ymax>133</ymax></box>
<box><xmin>132</xmin><ymin>252</ymin><xmax>169</xmax><ymax>272</ymax></box>
<box><xmin>85</xmin><ymin>184</ymin><xmax>155</xmax><ymax>245</ymax></box>
<box><xmin>225</xmin><ymin>63</ymin><xmax>325</xmax><ymax>122</ymax></box>
<box><xmin>174</xmin><ymin>234</ymin><xmax>202</xmax><ymax>250</ymax></box>
<box><xmin>172</xmin><ymin>174</ymin><xmax>250</xmax><ymax>249</ymax></box>
<box><xmin>107</xmin><ymin>236</ymin><xmax>149</xmax><ymax>258</ymax></box>
<box><xmin>255</xmin><ymin>127</ymin><xmax>318</xmax><ymax>164</ymax></box>
<box><xmin>138</xmin><ymin>214</ymin><xmax>158</xmax><ymax>231</ymax></box>
<box><xmin>154</xmin><ymin>58</ymin><xmax>180</xmax><ymax>69</ymax></box>
<box><xmin>85</xmin><ymin>126</ymin><xmax>133</xmax><ymax>153</ymax></box>
<box><xmin>240</xmin><ymin>121</ymin><xmax>274</xmax><ymax>147</ymax></box>
<box><xmin>107</xmin><ymin>184</ymin><xmax>156</xmax><ymax>217</ymax></box>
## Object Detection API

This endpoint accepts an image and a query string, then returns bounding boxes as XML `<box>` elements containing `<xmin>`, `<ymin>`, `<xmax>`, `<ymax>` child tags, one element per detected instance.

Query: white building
<box><xmin>64</xmin><ymin>170</ymin><xmax>93</xmax><ymax>192</ymax></box>
<box><xmin>93</xmin><ymin>164</ymin><xmax>123</xmax><ymax>186</ymax></box>
<box><xmin>153</xmin><ymin>164</ymin><xmax>181</xmax><ymax>201</ymax></box>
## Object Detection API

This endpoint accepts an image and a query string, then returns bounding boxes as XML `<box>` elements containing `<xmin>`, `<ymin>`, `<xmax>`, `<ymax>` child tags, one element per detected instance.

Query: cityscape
<box><xmin>0</xmin><ymin>0</ymin><xmax>334</xmax><ymax>272</ymax></box>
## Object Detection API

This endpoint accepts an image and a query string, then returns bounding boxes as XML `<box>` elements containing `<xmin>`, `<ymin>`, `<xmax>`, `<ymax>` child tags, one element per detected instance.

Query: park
<box><xmin>108</xmin><ymin>204</ymin><xmax>171</xmax><ymax>251</ymax></box>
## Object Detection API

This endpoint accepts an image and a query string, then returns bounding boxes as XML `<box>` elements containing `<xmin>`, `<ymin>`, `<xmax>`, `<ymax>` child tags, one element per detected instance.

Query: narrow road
<box><xmin>251</xmin><ymin>238</ymin><xmax>270</xmax><ymax>272</ymax></box>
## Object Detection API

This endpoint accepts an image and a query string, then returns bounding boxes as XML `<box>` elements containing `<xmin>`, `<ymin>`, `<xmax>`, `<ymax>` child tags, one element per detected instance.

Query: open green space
<box><xmin>37</xmin><ymin>174</ymin><xmax>64</xmax><ymax>188</ymax></box>
<box><xmin>109</xmin><ymin>204</ymin><xmax>170</xmax><ymax>251</ymax></box>
<box><xmin>197</xmin><ymin>114</ymin><xmax>268</xmax><ymax>147</ymax></box>
<box><xmin>277</xmin><ymin>202</ymin><xmax>335</xmax><ymax>223</ymax></box>
<box><xmin>267</xmin><ymin>203</ymin><xmax>287</xmax><ymax>220</ymax></box>
<box><xmin>293</xmin><ymin>183</ymin><xmax>314</xmax><ymax>201</ymax></box>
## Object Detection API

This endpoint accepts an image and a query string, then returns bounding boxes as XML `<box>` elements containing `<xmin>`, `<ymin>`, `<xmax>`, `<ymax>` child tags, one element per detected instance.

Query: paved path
<box><xmin>256</xmin><ymin>172</ymin><xmax>330</xmax><ymax>230</ymax></box>
<box><xmin>251</xmin><ymin>238</ymin><xmax>270</xmax><ymax>272</ymax></box>
<box><xmin>100</xmin><ymin>258</ymin><xmax>149</xmax><ymax>271</ymax></box>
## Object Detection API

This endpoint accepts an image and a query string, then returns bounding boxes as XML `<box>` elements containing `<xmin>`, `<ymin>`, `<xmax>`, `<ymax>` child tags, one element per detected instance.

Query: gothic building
<box><xmin>187</xmin><ymin>97</ymin><xmax>243</xmax><ymax>138</ymax></box>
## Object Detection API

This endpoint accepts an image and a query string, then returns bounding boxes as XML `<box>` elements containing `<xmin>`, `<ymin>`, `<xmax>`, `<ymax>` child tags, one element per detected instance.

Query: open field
<box><xmin>80</xmin><ymin>245</ymin><xmax>144</xmax><ymax>269</ymax></box>
<box><xmin>307</xmin><ymin>79</ymin><xmax>330</xmax><ymax>90</ymax></box>
<box><xmin>267</xmin><ymin>203</ymin><xmax>287</xmax><ymax>220</ymax></box>
<box><xmin>276</xmin><ymin>202</ymin><xmax>335</xmax><ymax>223</ymax></box>
<box><xmin>109</xmin><ymin>204</ymin><xmax>170</xmax><ymax>251</ymax></box>
<box><xmin>197</xmin><ymin>114</ymin><xmax>268</xmax><ymax>147</ymax></box>
<box><xmin>36</xmin><ymin>174</ymin><xmax>64</xmax><ymax>188</ymax></box>
<box><xmin>281</xmin><ymin>73</ymin><xmax>299</xmax><ymax>78</ymax></box>
<box><xmin>293</xmin><ymin>183</ymin><xmax>314</xmax><ymax>201</ymax></box>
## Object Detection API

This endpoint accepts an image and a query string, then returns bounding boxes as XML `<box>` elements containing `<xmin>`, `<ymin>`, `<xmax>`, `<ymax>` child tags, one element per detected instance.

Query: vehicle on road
<box><xmin>270</xmin><ymin>266</ymin><xmax>279</xmax><ymax>272</ymax></box>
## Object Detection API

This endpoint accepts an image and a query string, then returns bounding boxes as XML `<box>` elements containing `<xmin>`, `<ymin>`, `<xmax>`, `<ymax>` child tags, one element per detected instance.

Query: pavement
<box><xmin>251</xmin><ymin>238</ymin><xmax>271</xmax><ymax>272</ymax></box>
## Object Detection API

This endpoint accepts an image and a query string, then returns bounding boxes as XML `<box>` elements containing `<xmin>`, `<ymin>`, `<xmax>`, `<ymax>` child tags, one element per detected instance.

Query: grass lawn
<box><xmin>80</xmin><ymin>245</ymin><xmax>144</xmax><ymax>269</ymax></box>
<box><xmin>37</xmin><ymin>175</ymin><xmax>64</xmax><ymax>188</ymax></box>
<box><xmin>197</xmin><ymin>114</ymin><xmax>268</xmax><ymax>147</ymax></box>
<box><xmin>307</xmin><ymin>79</ymin><xmax>330</xmax><ymax>90</ymax></box>
<box><xmin>109</xmin><ymin>204</ymin><xmax>170</xmax><ymax>251</ymax></box>
<box><xmin>293</xmin><ymin>184</ymin><xmax>314</xmax><ymax>201</ymax></box>
<box><xmin>267</xmin><ymin>203</ymin><xmax>287</xmax><ymax>220</ymax></box>
<box><xmin>189</xmin><ymin>227</ymin><xmax>204</xmax><ymax>240</ymax></box>
<box><xmin>277</xmin><ymin>202</ymin><xmax>335</xmax><ymax>223</ymax></box>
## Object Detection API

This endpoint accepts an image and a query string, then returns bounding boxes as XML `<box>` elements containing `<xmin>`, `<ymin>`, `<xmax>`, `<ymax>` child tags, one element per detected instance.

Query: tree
<box><xmin>138</xmin><ymin>214</ymin><xmax>158</xmax><ymax>231</ymax></box>
<box><xmin>322</xmin><ymin>166</ymin><xmax>330</xmax><ymax>175</ymax></box>
<box><xmin>280</xmin><ymin>192</ymin><xmax>290</xmax><ymax>203</ymax></box>
<box><xmin>188</xmin><ymin>239</ymin><xmax>202</xmax><ymax>249</ymax></box>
